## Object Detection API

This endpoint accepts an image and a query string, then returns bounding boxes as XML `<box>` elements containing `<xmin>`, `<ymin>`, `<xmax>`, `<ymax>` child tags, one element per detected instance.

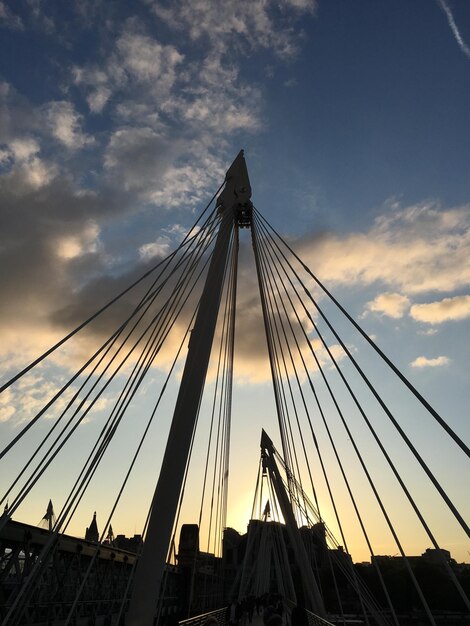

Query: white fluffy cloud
<box><xmin>86</xmin><ymin>87</ymin><xmax>112</xmax><ymax>114</ymax></box>
<box><xmin>45</xmin><ymin>101</ymin><xmax>92</xmax><ymax>150</ymax></box>
<box><xmin>0</xmin><ymin>135</ymin><xmax>58</xmax><ymax>190</ymax></box>
<box><xmin>74</xmin><ymin>30</ymin><xmax>185</xmax><ymax>117</ymax></box>
<box><xmin>298</xmin><ymin>202</ymin><xmax>470</xmax><ymax>295</ymax></box>
<box><xmin>23</xmin><ymin>157</ymin><xmax>58</xmax><ymax>188</ymax></box>
<box><xmin>410</xmin><ymin>295</ymin><xmax>470</xmax><ymax>324</ymax></box>
<box><xmin>69</xmin><ymin>15</ymin><xmax>263</xmax><ymax>206</ymax></box>
<box><xmin>139</xmin><ymin>237</ymin><xmax>172</xmax><ymax>260</ymax></box>
<box><xmin>151</xmin><ymin>0</ymin><xmax>316</xmax><ymax>59</ymax></box>
<box><xmin>116</xmin><ymin>32</ymin><xmax>184</xmax><ymax>87</ymax></box>
<box><xmin>365</xmin><ymin>292</ymin><xmax>410</xmax><ymax>318</ymax></box>
<box><xmin>0</xmin><ymin>388</ymin><xmax>15</xmax><ymax>423</ymax></box>
<box><xmin>9</xmin><ymin>137</ymin><xmax>40</xmax><ymax>160</ymax></box>
<box><xmin>410</xmin><ymin>355</ymin><xmax>450</xmax><ymax>368</ymax></box>
<box><xmin>175</xmin><ymin>92</ymin><xmax>261</xmax><ymax>133</ymax></box>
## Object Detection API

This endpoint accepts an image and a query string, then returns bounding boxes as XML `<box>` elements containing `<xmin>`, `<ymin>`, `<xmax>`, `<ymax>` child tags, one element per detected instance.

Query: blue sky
<box><xmin>0</xmin><ymin>0</ymin><xmax>469</xmax><ymax>564</ymax></box>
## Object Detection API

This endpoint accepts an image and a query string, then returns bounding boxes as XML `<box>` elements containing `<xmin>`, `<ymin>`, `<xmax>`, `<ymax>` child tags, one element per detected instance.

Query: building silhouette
<box><xmin>84</xmin><ymin>511</ymin><xmax>99</xmax><ymax>543</ymax></box>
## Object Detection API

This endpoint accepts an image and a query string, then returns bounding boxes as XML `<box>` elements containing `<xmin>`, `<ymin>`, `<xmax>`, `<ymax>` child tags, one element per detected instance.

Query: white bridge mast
<box><xmin>127</xmin><ymin>151</ymin><xmax>252</xmax><ymax>625</ymax></box>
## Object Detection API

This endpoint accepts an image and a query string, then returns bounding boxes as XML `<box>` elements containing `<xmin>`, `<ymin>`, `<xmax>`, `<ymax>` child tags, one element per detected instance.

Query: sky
<box><xmin>0</xmin><ymin>0</ymin><xmax>469</xmax><ymax>566</ymax></box>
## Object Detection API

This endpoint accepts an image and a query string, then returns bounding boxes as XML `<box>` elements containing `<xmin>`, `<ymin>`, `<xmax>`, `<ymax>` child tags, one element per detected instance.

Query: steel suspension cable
<box><xmin>257</xmin><ymin>226</ymin><xmax>386</xmax><ymax>624</ymax></box>
<box><xmin>280</xmin><ymin>463</ymin><xmax>390</xmax><ymax>625</ymax></box>
<box><xmin>69</xmin><ymin>282</ymin><xmax>208</xmax><ymax>623</ymax></box>
<box><xmin>2</xmin><ymin>216</ymin><xmax>219</xmax><ymax>523</ymax></box>
<box><xmin>56</xmin><ymin>231</ymin><xmax>220</xmax><ymax>533</ymax></box>
<box><xmin>63</xmin><ymin>305</ymin><xmax>200</xmax><ymax>625</ymax></box>
<box><xmin>260</xmin><ymin>294</ymin><xmax>372</xmax><ymax>623</ymax></box>
<box><xmin>2</xmin><ymin>227</ymin><xmax>221</xmax><ymax>625</ymax></box>
<box><xmin>254</xmin><ymin>209</ymin><xmax>470</xmax><ymax>459</ymax></box>
<box><xmin>254</xmin><ymin>212</ymin><xmax>441</xmax><ymax>625</ymax></box>
<box><xmin>254</xmin><ymin>214</ymin><xmax>403</xmax><ymax>622</ymax></box>
<box><xmin>255</xmin><ymin>231</ymin><xmax>319</xmax><ymax>527</ymax></box>
<box><xmin>0</xmin><ymin>214</ymin><xmax>220</xmax><ymax>512</ymax></box>
<box><xmin>0</xmin><ymin>207</ymin><xmax>220</xmax><ymax>462</ymax></box>
<box><xmin>256</xmin><ymin>212</ymin><xmax>470</xmax><ymax>611</ymax></box>
<box><xmin>254</xmin><ymin>230</ymin><xmax>354</xmax><ymax>625</ymax></box>
<box><xmin>254</xmin><ymin>209</ymin><xmax>470</xmax><ymax>539</ymax></box>
<box><xmin>253</xmin><ymin>212</ymin><xmax>400</xmax><ymax>624</ymax></box>
<box><xmin>251</xmin><ymin>218</ymin><xmax>298</xmax><ymax>480</ymax></box>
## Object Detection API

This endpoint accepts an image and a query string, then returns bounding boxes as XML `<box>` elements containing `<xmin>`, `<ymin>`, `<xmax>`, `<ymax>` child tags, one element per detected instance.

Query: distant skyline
<box><xmin>0</xmin><ymin>0</ymin><xmax>469</xmax><ymax>564</ymax></box>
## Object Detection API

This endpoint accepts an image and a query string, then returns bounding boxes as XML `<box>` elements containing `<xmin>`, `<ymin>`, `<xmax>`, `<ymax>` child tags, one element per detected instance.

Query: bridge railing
<box><xmin>285</xmin><ymin>599</ymin><xmax>335</xmax><ymax>626</ymax></box>
<box><xmin>178</xmin><ymin>602</ymin><xmax>337</xmax><ymax>626</ymax></box>
<box><xmin>179</xmin><ymin>607</ymin><xmax>227</xmax><ymax>626</ymax></box>
<box><xmin>303</xmin><ymin>610</ymin><xmax>336</xmax><ymax>626</ymax></box>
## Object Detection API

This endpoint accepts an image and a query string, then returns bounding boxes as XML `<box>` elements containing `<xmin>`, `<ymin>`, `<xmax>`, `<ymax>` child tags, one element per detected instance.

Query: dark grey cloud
<box><xmin>104</xmin><ymin>127</ymin><xmax>182</xmax><ymax>194</ymax></box>
<box><xmin>0</xmin><ymin>174</ymin><xmax>131</xmax><ymax>324</ymax></box>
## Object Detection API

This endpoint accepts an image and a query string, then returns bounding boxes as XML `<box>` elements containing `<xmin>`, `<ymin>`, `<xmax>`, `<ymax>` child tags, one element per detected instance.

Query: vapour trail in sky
<box><xmin>436</xmin><ymin>0</ymin><xmax>470</xmax><ymax>60</ymax></box>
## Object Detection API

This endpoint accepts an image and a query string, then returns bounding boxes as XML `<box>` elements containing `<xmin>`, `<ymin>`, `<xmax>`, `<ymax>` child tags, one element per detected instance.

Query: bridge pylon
<box><xmin>127</xmin><ymin>151</ymin><xmax>252</xmax><ymax>625</ymax></box>
<box><xmin>260</xmin><ymin>429</ymin><xmax>326</xmax><ymax>617</ymax></box>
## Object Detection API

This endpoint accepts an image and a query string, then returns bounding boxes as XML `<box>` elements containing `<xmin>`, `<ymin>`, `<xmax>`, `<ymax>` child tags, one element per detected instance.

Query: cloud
<box><xmin>0</xmin><ymin>367</ymin><xmax>116</xmax><ymax>428</ymax></box>
<box><xmin>150</xmin><ymin>0</ymin><xmax>316</xmax><ymax>59</ymax></box>
<box><xmin>0</xmin><ymin>2</ymin><xmax>24</xmax><ymax>30</ymax></box>
<box><xmin>0</xmin><ymin>388</ymin><xmax>16</xmax><ymax>423</ymax></box>
<box><xmin>20</xmin><ymin>157</ymin><xmax>58</xmax><ymax>188</ymax></box>
<box><xmin>365</xmin><ymin>292</ymin><xmax>410</xmax><ymax>319</ymax></box>
<box><xmin>0</xmin><ymin>404</ymin><xmax>16</xmax><ymax>423</ymax></box>
<box><xmin>9</xmin><ymin>138</ymin><xmax>40</xmax><ymax>160</ymax></box>
<box><xmin>86</xmin><ymin>87</ymin><xmax>112</xmax><ymax>114</ymax></box>
<box><xmin>0</xmin><ymin>134</ymin><xmax>58</xmax><ymax>190</ymax></box>
<box><xmin>25</xmin><ymin>0</ymin><xmax>56</xmax><ymax>34</ymax></box>
<box><xmin>71</xmin><ymin>19</ymin><xmax>262</xmax><ymax>207</ymax></box>
<box><xmin>436</xmin><ymin>0</ymin><xmax>470</xmax><ymax>61</ymax></box>
<box><xmin>74</xmin><ymin>29</ymin><xmax>185</xmax><ymax>115</ymax></box>
<box><xmin>417</xmin><ymin>328</ymin><xmax>438</xmax><ymax>336</ymax></box>
<box><xmin>56</xmin><ymin>220</ymin><xmax>101</xmax><ymax>260</ymax></box>
<box><xmin>116</xmin><ymin>31</ymin><xmax>184</xmax><ymax>86</ymax></box>
<box><xmin>0</xmin><ymin>155</ymin><xmax>131</xmax><ymax>353</ymax></box>
<box><xmin>1</xmin><ymin>117</ymin><xmax>468</xmax><ymax>391</ymax></box>
<box><xmin>176</xmin><ymin>92</ymin><xmax>261</xmax><ymax>133</ymax></box>
<box><xmin>2</xmin><ymin>193</ymin><xmax>467</xmax><ymax>392</ymax></box>
<box><xmin>45</xmin><ymin>101</ymin><xmax>93</xmax><ymax>150</ymax></box>
<box><xmin>410</xmin><ymin>355</ymin><xmax>450</xmax><ymax>368</ymax></box>
<box><xmin>284</xmin><ymin>78</ymin><xmax>298</xmax><ymax>88</ymax></box>
<box><xmin>410</xmin><ymin>294</ymin><xmax>470</xmax><ymax>324</ymax></box>
<box><xmin>104</xmin><ymin>127</ymin><xmax>184</xmax><ymax>198</ymax></box>
<box><xmin>0</xmin><ymin>0</ymin><xmax>321</xmax><ymax>425</ymax></box>
<box><xmin>106</xmin><ymin>139</ymin><xmax>226</xmax><ymax>209</ymax></box>
<box><xmin>139</xmin><ymin>237</ymin><xmax>172</xmax><ymax>261</ymax></box>
<box><xmin>297</xmin><ymin>202</ymin><xmax>470</xmax><ymax>295</ymax></box>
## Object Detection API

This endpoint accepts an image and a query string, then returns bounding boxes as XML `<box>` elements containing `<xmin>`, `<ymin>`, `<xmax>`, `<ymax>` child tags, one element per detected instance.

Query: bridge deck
<box><xmin>239</xmin><ymin>608</ymin><xmax>289</xmax><ymax>626</ymax></box>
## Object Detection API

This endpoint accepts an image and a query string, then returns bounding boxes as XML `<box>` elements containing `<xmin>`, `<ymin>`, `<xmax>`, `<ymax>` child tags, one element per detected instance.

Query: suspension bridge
<box><xmin>0</xmin><ymin>151</ymin><xmax>468</xmax><ymax>626</ymax></box>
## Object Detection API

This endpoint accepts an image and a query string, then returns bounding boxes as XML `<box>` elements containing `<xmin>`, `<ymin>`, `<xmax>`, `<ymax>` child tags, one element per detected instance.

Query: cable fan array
<box><xmin>0</xmin><ymin>185</ymin><xmax>238</xmax><ymax>625</ymax></box>
<box><xmin>243</xmin><ymin>438</ymin><xmax>392</xmax><ymax>625</ymax></box>
<box><xmin>249</xmin><ymin>207</ymin><xmax>469</xmax><ymax>625</ymax></box>
<box><xmin>0</xmin><ymin>169</ymin><xmax>468</xmax><ymax>626</ymax></box>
